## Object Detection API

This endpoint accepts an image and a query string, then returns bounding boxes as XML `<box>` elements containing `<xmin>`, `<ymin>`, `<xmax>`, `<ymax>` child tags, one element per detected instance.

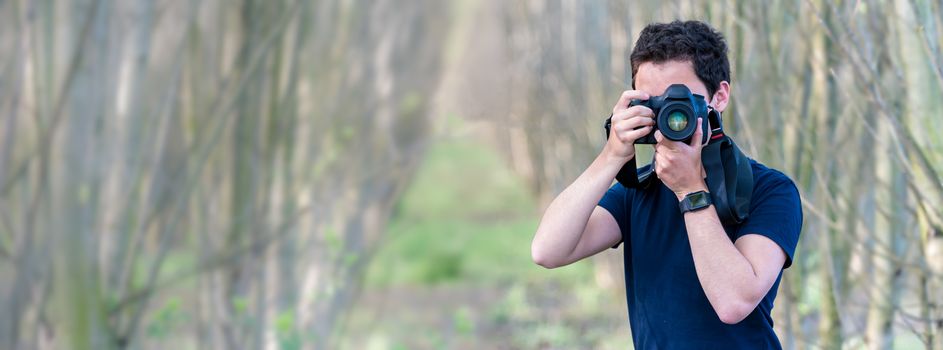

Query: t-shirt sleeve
<box><xmin>735</xmin><ymin>173</ymin><xmax>803</xmax><ymax>269</ymax></box>
<box><xmin>597</xmin><ymin>184</ymin><xmax>630</xmax><ymax>249</ymax></box>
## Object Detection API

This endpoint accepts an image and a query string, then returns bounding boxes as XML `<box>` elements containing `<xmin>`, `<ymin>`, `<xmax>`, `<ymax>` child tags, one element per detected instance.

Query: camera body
<box><xmin>601</xmin><ymin>84</ymin><xmax>752</xmax><ymax>225</ymax></box>
<box><xmin>629</xmin><ymin>84</ymin><xmax>710</xmax><ymax>145</ymax></box>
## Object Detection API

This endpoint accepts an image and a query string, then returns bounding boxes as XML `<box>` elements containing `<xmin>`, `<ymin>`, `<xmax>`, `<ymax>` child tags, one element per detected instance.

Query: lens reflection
<box><xmin>667</xmin><ymin>111</ymin><xmax>688</xmax><ymax>131</ymax></box>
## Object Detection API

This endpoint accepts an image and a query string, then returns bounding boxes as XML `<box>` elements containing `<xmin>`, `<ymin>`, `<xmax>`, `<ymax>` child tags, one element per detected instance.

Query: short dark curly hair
<box><xmin>630</xmin><ymin>20</ymin><xmax>730</xmax><ymax>98</ymax></box>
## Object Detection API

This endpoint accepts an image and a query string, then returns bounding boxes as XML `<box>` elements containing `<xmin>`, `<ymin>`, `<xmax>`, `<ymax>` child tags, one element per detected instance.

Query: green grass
<box><xmin>364</xmin><ymin>134</ymin><xmax>593</xmax><ymax>288</ymax></box>
<box><xmin>392</xmin><ymin>139</ymin><xmax>533</xmax><ymax>221</ymax></box>
<box><xmin>349</xmin><ymin>131</ymin><xmax>619</xmax><ymax>349</ymax></box>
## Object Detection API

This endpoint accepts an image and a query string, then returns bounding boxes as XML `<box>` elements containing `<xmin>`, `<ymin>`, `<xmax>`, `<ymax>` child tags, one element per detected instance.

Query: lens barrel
<box><xmin>625</xmin><ymin>84</ymin><xmax>708</xmax><ymax>145</ymax></box>
<box><xmin>657</xmin><ymin>101</ymin><xmax>697</xmax><ymax>142</ymax></box>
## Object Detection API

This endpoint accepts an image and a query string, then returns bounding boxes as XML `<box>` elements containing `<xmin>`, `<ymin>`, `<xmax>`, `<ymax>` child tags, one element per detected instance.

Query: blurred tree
<box><xmin>0</xmin><ymin>0</ymin><xmax>449</xmax><ymax>349</ymax></box>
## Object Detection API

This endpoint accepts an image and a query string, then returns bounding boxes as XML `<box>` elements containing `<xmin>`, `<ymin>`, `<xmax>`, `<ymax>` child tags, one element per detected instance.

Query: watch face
<box><xmin>690</xmin><ymin>191</ymin><xmax>711</xmax><ymax>208</ymax></box>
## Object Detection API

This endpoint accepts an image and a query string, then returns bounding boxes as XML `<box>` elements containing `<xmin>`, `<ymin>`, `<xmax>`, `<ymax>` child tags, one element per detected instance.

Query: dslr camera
<box><xmin>607</xmin><ymin>84</ymin><xmax>710</xmax><ymax>145</ymax></box>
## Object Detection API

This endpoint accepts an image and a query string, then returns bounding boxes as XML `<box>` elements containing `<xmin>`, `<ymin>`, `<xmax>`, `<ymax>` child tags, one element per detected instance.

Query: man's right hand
<box><xmin>605</xmin><ymin>90</ymin><xmax>655</xmax><ymax>163</ymax></box>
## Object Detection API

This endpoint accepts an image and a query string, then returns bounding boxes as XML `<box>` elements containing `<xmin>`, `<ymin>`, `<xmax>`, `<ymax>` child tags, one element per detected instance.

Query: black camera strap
<box><xmin>614</xmin><ymin>156</ymin><xmax>656</xmax><ymax>189</ymax></box>
<box><xmin>702</xmin><ymin>109</ymin><xmax>753</xmax><ymax>224</ymax></box>
<box><xmin>701</xmin><ymin>133</ymin><xmax>753</xmax><ymax>224</ymax></box>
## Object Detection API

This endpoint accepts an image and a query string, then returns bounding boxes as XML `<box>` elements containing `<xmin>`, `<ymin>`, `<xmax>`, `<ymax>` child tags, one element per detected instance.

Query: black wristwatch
<box><xmin>679</xmin><ymin>190</ymin><xmax>712</xmax><ymax>214</ymax></box>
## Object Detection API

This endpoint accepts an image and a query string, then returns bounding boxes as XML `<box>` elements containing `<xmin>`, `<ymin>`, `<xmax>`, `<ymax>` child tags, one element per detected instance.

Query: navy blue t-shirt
<box><xmin>598</xmin><ymin>159</ymin><xmax>802</xmax><ymax>349</ymax></box>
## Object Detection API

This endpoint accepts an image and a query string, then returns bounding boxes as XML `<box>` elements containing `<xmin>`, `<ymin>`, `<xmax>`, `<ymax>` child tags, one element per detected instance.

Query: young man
<box><xmin>531</xmin><ymin>21</ymin><xmax>802</xmax><ymax>349</ymax></box>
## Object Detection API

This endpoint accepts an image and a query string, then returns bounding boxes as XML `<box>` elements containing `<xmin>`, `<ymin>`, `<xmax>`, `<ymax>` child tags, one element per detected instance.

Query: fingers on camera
<box><xmin>625</xmin><ymin>105</ymin><xmax>654</xmax><ymax>119</ymax></box>
<box><xmin>653</xmin><ymin>130</ymin><xmax>665</xmax><ymax>143</ymax></box>
<box><xmin>620</xmin><ymin>126</ymin><xmax>652</xmax><ymax>143</ymax></box>
<box><xmin>614</xmin><ymin>90</ymin><xmax>650</xmax><ymax>112</ymax></box>
<box><xmin>688</xmin><ymin>118</ymin><xmax>704</xmax><ymax>147</ymax></box>
<box><xmin>614</xmin><ymin>114</ymin><xmax>653</xmax><ymax>133</ymax></box>
<box><xmin>612</xmin><ymin>106</ymin><xmax>654</xmax><ymax>126</ymax></box>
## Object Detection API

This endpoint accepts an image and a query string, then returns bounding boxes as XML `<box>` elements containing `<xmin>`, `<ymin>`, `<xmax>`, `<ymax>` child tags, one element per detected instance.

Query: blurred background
<box><xmin>0</xmin><ymin>0</ymin><xmax>941</xmax><ymax>349</ymax></box>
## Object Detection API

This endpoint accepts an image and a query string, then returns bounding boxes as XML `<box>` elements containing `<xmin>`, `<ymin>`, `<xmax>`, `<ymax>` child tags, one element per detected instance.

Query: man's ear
<box><xmin>710</xmin><ymin>81</ymin><xmax>731</xmax><ymax>113</ymax></box>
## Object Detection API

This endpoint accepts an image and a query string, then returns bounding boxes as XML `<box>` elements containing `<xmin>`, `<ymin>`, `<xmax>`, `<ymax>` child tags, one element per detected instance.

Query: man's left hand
<box><xmin>654</xmin><ymin>117</ymin><xmax>711</xmax><ymax>200</ymax></box>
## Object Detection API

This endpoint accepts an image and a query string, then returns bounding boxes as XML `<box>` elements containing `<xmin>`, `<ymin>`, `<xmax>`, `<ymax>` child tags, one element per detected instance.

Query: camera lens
<box><xmin>667</xmin><ymin>111</ymin><xmax>688</xmax><ymax>132</ymax></box>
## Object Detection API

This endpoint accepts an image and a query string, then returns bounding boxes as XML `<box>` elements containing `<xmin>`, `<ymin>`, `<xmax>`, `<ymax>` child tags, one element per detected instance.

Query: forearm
<box><xmin>531</xmin><ymin>151</ymin><xmax>625</xmax><ymax>266</ymax></box>
<box><xmin>682</xmin><ymin>192</ymin><xmax>763</xmax><ymax>323</ymax></box>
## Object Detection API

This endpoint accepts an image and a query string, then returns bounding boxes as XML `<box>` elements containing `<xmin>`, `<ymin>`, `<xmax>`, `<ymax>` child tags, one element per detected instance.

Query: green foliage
<box><xmin>343</xmin><ymin>252</ymin><xmax>359</xmax><ymax>268</ymax></box>
<box><xmin>232</xmin><ymin>296</ymin><xmax>248</xmax><ymax>315</ymax></box>
<box><xmin>398</xmin><ymin>92</ymin><xmax>423</xmax><ymax>116</ymax></box>
<box><xmin>488</xmin><ymin>282</ymin><xmax>534</xmax><ymax>322</ymax></box>
<box><xmin>146</xmin><ymin>298</ymin><xmax>187</xmax><ymax>339</ymax></box>
<box><xmin>417</xmin><ymin>251</ymin><xmax>463</xmax><ymax>284</ymax></box>
<box><xmin>275</xmin><ymin>310</ymin><xmax>302</xmax><ymax>350</ymax></box>
<box><xmin>324</xmin><ymin>227</ymin><xmax>342</xmax><ymax>254</ymax></box>
<box><xmin>452</xmin><ymin>306</ymin><xmax>475</xmax><ymax>335</ymax></box>
<box><xmin>523</xmin><ymin>322</ymin><xmax>579</xmax><ymax>348</ymax></box>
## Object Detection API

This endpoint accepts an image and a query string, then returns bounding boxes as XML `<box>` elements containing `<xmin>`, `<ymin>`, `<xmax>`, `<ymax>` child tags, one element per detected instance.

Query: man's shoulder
<box><xmin>749</xmin><ymin>159</ymin><xmax>798</xmax><ymax>191</ymax></box>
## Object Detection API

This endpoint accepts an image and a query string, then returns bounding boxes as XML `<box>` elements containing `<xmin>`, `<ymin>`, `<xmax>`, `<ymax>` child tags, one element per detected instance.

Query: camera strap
<box><xmin>614</xmin><ymin>156</ymin><xmax>656</xmax><ymax>189</ymax></box>
<box><xmin>703</xmin><ymin>109</ymin><xmax>753</xmax><ymax>224</ymax></box>
<box><xmin>701</xmin><ymin>132</ymin><xmax>753</xmax><ymax>225</ymax></box>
